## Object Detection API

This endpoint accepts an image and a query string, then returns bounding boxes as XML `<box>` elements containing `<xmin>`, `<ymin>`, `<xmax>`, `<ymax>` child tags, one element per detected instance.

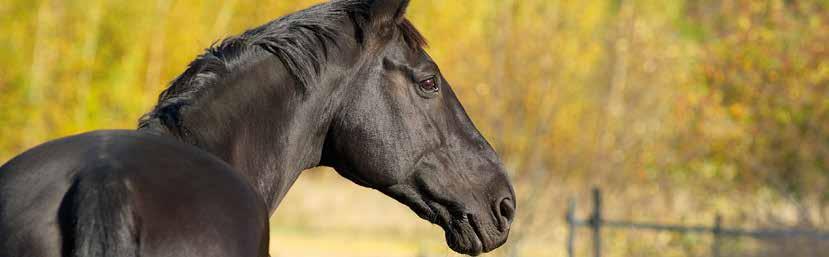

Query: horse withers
<box><xmin>0</xmin><ymin>0</ymin><xmax>515</xmax><ymax>256</ymax></box>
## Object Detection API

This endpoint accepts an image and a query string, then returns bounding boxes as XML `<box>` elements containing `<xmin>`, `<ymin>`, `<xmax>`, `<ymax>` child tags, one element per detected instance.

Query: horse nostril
<box><xmin>496</xmin><ymin>197</ymin><xmax>515</xmax><ymax>230</ymax></box>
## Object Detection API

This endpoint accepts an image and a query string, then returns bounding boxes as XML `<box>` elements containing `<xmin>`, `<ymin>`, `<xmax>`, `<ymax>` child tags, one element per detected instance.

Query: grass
<box><xmin>268</xmin><ymin>168</ymin><xmax>456</xmax><ymax>257</ymax></box>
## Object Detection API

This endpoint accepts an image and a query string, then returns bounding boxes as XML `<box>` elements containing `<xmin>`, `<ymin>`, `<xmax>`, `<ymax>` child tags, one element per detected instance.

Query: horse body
<box><xmin>1</xmin><ymin>1</ymin><xmax>516</xmax><ymax>256</ymax></box>
<box><xmin>0</xmin><ymin>131</ymin><xmax>268</xmax><ymax>257</ymax></box>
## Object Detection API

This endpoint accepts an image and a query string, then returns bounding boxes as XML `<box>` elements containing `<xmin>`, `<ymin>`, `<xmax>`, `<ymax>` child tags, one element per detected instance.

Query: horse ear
<box><xmin>367</xmin><ymin>0</ymin><xmax>410</xmax><ymax>25</ymax></box>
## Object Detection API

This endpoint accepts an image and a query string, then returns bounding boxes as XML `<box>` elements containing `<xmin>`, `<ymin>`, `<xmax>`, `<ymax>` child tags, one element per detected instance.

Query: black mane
<box><xmin>138</xmin><ymin>0</ymin><xmax>426</xmax><ymax>134</ymax></box>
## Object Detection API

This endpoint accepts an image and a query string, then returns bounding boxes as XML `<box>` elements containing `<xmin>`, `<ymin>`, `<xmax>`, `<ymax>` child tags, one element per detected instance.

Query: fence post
<box><xmin>567</xmin><ymin>198</ymin><xmax>576</xmax><ymax>257</ymax></box>
<box><xmin>711</xmin><ymin>214</ymin><xmax>722</xmax><ymax>257</ymax></box>
<box><xmin>591</xmin><ymin>188</ymin><xmax>602</xmax><ymax>257</ymax></box>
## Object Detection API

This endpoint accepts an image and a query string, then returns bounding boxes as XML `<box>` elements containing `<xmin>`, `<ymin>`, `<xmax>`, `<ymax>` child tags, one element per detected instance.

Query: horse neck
<box><xmin>182</xmin><ymin>56</ymin><xmax>341</xmax><ymax>214</ymax></box>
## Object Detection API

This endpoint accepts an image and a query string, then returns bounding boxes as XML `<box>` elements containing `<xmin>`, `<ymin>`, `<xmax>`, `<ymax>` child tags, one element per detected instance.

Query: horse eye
<box><xmin>418</xmin><ymin>77</ymin><xmax>439</xmax><ymax>93</ymax></box>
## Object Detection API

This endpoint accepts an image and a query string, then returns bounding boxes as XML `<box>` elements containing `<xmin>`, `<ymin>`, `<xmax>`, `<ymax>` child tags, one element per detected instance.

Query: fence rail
<box><xmin>566</xmin><ymin>188</ymin><xmax>829</xmax><ymax>257</ymax></box>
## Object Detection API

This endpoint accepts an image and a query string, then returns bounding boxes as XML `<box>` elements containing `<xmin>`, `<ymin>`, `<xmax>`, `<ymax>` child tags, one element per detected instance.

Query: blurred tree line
<box><xmin>0</xmin><ymin>0</ymin><xmax>827</xmax><ymax>253</ymax></box>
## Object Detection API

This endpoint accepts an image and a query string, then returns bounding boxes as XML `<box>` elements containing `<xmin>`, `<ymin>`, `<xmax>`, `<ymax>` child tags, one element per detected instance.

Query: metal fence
<box><xmin>566</xmin><ymin>188</ymin><xmax>829</xmax><ymax>257</ymax></box>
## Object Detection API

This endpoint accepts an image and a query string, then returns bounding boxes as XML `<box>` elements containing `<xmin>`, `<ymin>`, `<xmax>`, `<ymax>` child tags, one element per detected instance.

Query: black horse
<box><xmin>0</xmin><ymin>0</ymin><xmax>515</xmax><ymax>256</ymax></box>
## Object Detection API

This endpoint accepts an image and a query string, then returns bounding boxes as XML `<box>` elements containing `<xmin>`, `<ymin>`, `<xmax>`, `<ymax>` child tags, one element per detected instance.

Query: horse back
<box><xmin>0</xmin><ymin>130</ymin><xmax>269</xmax><ymax>257</ymax></box>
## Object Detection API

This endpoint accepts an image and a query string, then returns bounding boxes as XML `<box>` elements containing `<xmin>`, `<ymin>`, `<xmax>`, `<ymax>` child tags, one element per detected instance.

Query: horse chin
<box><xmin>405</xmin><ymin>177</ymin><xmax>512</xmax><ymax>255</ymax></box>
<box><xmin>439</xmin><ymin>212</ymin><xmax>508</xmax><ymax>256</ymax></box>
<box><xmin>382</xmin><ymin>184</ymin><xmax>504</xmax><ymax>255</ymax></box>
<box><xmin>442</xmin><ymin>216</ymin><xmax>484</xmax><ymax>256</ymax></box>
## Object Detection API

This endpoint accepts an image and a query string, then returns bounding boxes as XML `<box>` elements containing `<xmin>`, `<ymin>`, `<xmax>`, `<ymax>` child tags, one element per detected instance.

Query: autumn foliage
<box><xmin>1</xmin><ymin>0</ymin><xmax>827</xmax><ymax>256</ymax></box>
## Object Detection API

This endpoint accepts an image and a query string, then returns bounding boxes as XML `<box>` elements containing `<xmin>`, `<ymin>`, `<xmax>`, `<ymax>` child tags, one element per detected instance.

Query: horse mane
<box><xmin>138</xmin><ymin>0</ymin><xmax>426</xmax><ymax>134</ymax></box>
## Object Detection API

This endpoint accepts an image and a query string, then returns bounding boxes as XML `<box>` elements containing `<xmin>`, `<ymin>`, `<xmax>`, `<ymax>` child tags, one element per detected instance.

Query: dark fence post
<box><xmin>567</xmin><ymin>198</ymin><xmax>576</xmax><ymax>257</ymax></box>
<box><xmin>711</xmin><ymin>214</ymin><xmax>722</xmax><ymax>257</ymax></box>
<box><xmin>591</xmin><ymin>188</ymin><xmax>602</xmax><ymax>257</ymax></box>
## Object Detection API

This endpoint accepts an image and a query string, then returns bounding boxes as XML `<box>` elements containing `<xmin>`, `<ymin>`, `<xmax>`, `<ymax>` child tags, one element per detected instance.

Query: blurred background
<box><xmin>1</xmin><ymin>0</ymin><xmax>828</xmax><ymax>256</ymax></box>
